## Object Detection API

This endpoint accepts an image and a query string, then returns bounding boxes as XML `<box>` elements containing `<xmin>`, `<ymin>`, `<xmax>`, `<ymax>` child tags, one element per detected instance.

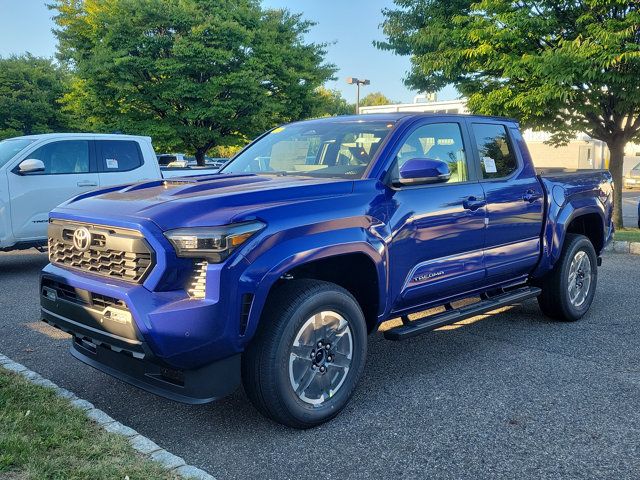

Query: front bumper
<box><xmin>40</xmin><ymin>268</ymin><xmax>242</xmax><ymax>403</ymax></box>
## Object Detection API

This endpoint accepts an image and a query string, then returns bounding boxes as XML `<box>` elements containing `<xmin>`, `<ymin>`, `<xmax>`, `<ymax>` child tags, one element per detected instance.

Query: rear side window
<box><xmin>27</xmin><ymin>140</ymin><xmax>90</xmax><ymax>174</ymax></box>
<box><xmin>97</xmin><ymin>140</ymin><xmax>143</xmax><ymax>172</ymax></box>
<box><xmin>472</xmin><ymin>123</ymin><xmax>518</xmax><ymax>179</ymax></box>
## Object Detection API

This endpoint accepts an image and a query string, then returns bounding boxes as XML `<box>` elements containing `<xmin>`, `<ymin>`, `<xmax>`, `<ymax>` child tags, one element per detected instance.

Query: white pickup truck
<box><xmin>0</xmin><ymin>133</ymin><xmax>219</xmax><ymax>251</ymax></box>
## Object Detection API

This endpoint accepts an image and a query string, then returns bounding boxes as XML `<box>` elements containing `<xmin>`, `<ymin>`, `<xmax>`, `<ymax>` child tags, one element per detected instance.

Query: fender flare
<box><xmin>534</xmin><ymin>197</ymin><xmax>605</xmax><ymax>277</ymax></box>
<box><xmin>237</xmin><ymin>228</ymin><xmax>388</xmax><ymax>342</ymax></box>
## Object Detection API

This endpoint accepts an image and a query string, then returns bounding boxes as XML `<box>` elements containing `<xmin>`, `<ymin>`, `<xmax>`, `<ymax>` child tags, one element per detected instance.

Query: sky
<box><xmin>0</xmin><ymin>0</ymin><xmax>457</xmax><ymax>104</ymax></box>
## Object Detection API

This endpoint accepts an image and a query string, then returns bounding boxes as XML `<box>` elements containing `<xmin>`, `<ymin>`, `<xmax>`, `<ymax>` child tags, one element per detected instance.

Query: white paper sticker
<box><xmin>482</xmin><ymin>156</ymin><xmax>497</xmax><ymax>173</ymax></box>
<box><xmin>106</xmin><ymin>158</ymin><xmax>119</xmax><ymax>169</ymax></box>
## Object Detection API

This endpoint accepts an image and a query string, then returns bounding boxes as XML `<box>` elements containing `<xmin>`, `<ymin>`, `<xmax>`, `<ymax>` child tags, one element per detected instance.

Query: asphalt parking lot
<box><xmin>623</xmin><ymin>189</ymin><xmax>639</xmax><ymax>227</ymax></box>
<box><xmin>1</xmin><ymin>251</ymin><xmax>639</xmax><ymax>480</ymax></box>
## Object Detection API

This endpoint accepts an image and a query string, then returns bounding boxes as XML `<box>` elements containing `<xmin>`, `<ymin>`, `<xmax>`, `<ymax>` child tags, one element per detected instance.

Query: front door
<box><xmin>386</xmin><ymin>120</ymin><xmax>487</xmax><ymax>312</ymax></box>
<box><xmin>469</xmin><ymin>122</ymin><xmax>544</xmax><ymax>281</ymax></box>
<box><xmin>7</xmin><ymin>139</ymin><xmax>99</xmax><ymax>241</ymax></box>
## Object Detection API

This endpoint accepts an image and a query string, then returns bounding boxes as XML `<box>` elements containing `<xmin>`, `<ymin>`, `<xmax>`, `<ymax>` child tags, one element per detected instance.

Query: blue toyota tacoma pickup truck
<box><xmin>41</xmin><ymin>114</ymin><xmax>614</xmax><ymax>428</ymax></box>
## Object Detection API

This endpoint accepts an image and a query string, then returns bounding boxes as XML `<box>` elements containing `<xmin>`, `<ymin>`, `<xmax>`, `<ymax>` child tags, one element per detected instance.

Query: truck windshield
<box><xmin>221</xmin><ymin>120</ymin><xmax>395</xmax><ymax>179</ymax></box>
<box><xmin>0</xmin><ymin>138</ymin><xmax>35</xmax><ymax>168</ymax></box>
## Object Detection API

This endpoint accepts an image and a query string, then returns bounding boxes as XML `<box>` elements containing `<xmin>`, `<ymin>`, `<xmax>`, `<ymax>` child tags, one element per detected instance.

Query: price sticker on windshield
<box><xmin>482</xmin><ymin>156</ymin><xmax>497</xmax><ymax>173</ymax></box>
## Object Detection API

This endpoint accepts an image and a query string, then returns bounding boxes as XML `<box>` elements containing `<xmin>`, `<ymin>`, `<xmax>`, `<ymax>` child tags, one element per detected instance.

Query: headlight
<box><xmin>164</xmin><ymin>221</ymin><xmax>265</xmax><ymax>262</ymax></box>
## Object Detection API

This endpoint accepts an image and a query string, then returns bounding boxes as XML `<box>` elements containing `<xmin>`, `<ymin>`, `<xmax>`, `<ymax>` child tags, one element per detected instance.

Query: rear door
<box><xmin>7</xmin><ymin>139</ymin><xmax>99</xmax><ymax>241</ymax></box>
<box><xmin>96</xmin><ymin>139</ymin><xmax>148</xmax><ymax>187</ymax></box>
<box><xmin>468</xmin><ymin>121</ymin><xmax>544</xmax><ymax>280</ymax></box>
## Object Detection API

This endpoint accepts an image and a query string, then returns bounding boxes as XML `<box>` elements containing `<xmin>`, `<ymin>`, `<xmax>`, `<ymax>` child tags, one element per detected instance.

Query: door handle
<box><xmin>77</xmin><ymin>181</ymin><xmax>98</xmax><ymax>187</ymax></box>
<box><xmin>523</xmin><ymin>190</ymin><xmax>542</xmax><ymax>203</ymax></box>
<box><xmin>463</xmin><ymin>196</ymin><xmax>486</xmax><ymax>211</ymax></box>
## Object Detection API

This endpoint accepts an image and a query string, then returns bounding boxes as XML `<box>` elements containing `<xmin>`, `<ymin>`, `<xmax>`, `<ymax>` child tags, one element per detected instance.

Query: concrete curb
<box><xmin>604</xmin><ymin>240</ymin><xmax>640</xmax><ymax>255</ymax></box>
<box><xmin>0</xmin><ymin>353</ymin><xmax>214</xmax><ymax>480</ymax></box>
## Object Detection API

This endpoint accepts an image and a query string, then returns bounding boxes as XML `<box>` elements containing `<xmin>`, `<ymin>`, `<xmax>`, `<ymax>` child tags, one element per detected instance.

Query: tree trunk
<box><xmin>195</xmin><ymin>148</ymin><xmax>207</xmax><ymax>166</ymax></box>
<box><xmin>607</xmin><ymin>140</ymin><xmax>626</xmax><ymax>229</ymax></box>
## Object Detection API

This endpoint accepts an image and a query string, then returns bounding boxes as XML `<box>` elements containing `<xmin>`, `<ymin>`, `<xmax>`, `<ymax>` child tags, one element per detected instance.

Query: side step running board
<box><xmin>384</xmin><ymin>286</ymin><xmax>541</xmax><ymax>341</ymax></box>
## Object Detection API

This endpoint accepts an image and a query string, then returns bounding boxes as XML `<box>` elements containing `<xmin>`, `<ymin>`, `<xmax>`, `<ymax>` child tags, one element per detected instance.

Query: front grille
<box><xmin>42</xmin><ymin>278</ymin><xmax>126</xmax><ymax>311</ymax></box>
<box><xmin>41</xmin><ymin>277</ymin><xmax>140</xmax><ymax>349</ymax></box>
<box><xmin>48</xmin><ymin>220</ymin><xmax>154</xmax><ymax>283</ymax></box>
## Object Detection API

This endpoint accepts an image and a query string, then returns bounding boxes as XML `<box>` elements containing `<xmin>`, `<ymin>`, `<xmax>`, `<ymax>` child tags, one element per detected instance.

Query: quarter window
<box><xmin>472</xmin><ymin>123</ymin><xmax>518</xmax><ymax>179</ymax></box>
<box><xmin>97</xmin><ymin>140</ymin><xmax>143</xmax><ymax>172</ymax></box>
<box><xmin>392</xmin><ymin>123</ymin><xmax>468</xmax><ymax>184</ymax></box>
<box><xmin>26</xmin><ymin>140</ymin><xmax>90</xmax><ymax>174</ymax></box>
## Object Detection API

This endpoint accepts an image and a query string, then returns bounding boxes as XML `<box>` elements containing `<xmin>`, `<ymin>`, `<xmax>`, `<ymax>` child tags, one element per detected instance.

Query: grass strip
<box><xmin>0</xmin><ymin>368</ymin><xmax>173</xmax><ymax>480</ymax></box>
<box><xmin>614</xmin><ymin>228</ymin><xmax>640</xmax><ymax>243</ymax></box>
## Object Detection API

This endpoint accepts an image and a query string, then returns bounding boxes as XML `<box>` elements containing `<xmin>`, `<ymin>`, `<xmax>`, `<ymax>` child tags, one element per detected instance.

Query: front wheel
<box><xmin>241</xmin><ymin>279</ymin><xmax>367</xmax><ymax>428</ymax></box>
<box><xmin>537</xmin><ymin>233</ymin><xmax>598</xmax><ymax>321</ymax></box>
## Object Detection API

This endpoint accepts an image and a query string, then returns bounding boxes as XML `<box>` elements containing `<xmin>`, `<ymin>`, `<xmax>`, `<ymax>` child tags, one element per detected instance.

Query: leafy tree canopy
<box><xmin>360</xmin><ymin>91</ymin><xmax>395</xmax><ymax>107</ymax></box>
<box><xmin>0</xmin><ymin>54</ymin><xmax>70</xmax><ymax>140</ymax></box>
<box><xmin>312</xmin><ymin>87</ymin><xmax>355</xmax><ymax>117</ymax></box>
<box><xmin>51</xmin><ymin>0</ymin><xmax>335</xmax><ymax>162</ymax></box>
<box><xmin>379</xmin><ymin>0</ymin><xmax>640</xmax><ymax>227</ymax></box>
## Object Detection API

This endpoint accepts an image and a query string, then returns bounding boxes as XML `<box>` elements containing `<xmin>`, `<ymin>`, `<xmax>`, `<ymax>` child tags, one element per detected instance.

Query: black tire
<box><xmin>537</xmin><ymin>233</ymin><xmax>598</xmax><ymax>321</ymax></box>
<box><xmin>241</xmin><ymin>279</ymin><xmax>367</xmax><ymax>429</ymax></box>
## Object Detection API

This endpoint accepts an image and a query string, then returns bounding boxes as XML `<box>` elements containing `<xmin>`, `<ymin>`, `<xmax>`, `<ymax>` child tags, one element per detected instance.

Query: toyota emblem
<box><xmin>72</xmin><ymin>227</ymin><xmax>92</xmax><ymax>251</ymax></box>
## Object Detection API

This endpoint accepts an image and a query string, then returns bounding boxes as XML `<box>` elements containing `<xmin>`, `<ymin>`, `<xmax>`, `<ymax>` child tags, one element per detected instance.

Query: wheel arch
<box><xmin>240</xmin><ymin>236</ymin><xmax>387</xmax><ymax>342</ymax></box>
<box><xmin>534</xmin><ymin>199</ymin><xmax>607</xmax><ymax>278</ymax></box>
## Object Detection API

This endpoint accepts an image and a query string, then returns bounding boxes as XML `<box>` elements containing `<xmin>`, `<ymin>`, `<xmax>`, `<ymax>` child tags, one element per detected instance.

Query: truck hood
<box><xmin>55</xmin><ymin>173</ymin><xmax>355</xmax><ymax>230</ymax></box>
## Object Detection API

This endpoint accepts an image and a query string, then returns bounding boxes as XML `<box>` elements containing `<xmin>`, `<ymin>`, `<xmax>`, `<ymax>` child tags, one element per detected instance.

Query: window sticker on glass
<box><xmin>106</xmin><ymin>158</ymin><xmax>119</xmax><ymax>169</ymax></box>
<box><xmin>482</xmin><ymin>156</ymin><xmax>497</xmax><ymax>173</ymax></box>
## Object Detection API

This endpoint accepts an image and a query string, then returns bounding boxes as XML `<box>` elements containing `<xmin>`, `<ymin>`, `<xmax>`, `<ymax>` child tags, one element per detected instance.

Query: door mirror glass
<box><xmin>17</xmin><ymin>159</ymin><xmax>45</xmax><ymax>175</ymax></box>
<box><xmin>397</xmin><ymin>158</ymin><xmax>451</xmax><ymax>186</ymax></box>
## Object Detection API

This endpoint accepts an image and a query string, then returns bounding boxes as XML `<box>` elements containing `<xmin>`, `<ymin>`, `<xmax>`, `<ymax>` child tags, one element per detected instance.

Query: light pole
<box><xmin>346</xmin><ymin>77</ymin><xmax>370</xmax><ymax>114</ymax></box>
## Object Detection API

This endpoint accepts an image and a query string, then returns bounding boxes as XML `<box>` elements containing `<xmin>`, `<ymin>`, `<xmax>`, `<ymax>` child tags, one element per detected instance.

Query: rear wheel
<box><xmin>242</xmin><ymin>279</ymin><xmax>367</xmax><ymax>428</ymax></box>
<box><xmin>537</xmin><ymin>233</ymin><xmax>598</xmax><ymax>321</ymax></box>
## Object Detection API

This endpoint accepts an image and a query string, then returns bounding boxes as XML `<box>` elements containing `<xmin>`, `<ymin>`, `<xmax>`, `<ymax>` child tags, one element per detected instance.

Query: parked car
<box><xmin>156</xmin><ymin>153</ymin><xmax>186</xmax><ymax>166</ymax></box>
<box><xmin>624</xmin><ymin>162</ymin><xmax>640</xmax><ymax>189</ymax></box>
<box><xmin>40</xmin><ymin>114</ymin><xmax>613</xmax><ymax>428</ymax></box>
<box><xmin>0</xmin><ymin>134</ymin><xmax>217</xmax><ymax>251</ymax></box>
<box><xmin>158</xmin><ymin>153</ymin><xmax>228</xmax><ymax>169</ymax></box>
<box><xmin>205</xmin><ymin>157</ymin><xmax>228</xmax><ymax>169</ymax></box>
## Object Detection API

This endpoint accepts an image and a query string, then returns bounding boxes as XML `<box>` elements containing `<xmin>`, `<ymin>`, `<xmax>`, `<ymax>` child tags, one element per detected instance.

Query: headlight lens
<box><xmin>164</xmin><ymin>221</ymin><xmax>265</xmax><ymax>262</ymax></box>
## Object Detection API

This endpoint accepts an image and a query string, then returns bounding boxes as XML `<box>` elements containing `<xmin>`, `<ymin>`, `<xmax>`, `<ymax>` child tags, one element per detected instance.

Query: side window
<box><xmin>392</xmin><ymin>123</ymin><xmax>468</xmax><ymax>183</ymax></box>
<box><xmin>97</xmin><ymin>140</ymin><xmax>143</xmax><ymax>172</ymax></box>
<box><xmin>27</xmin><ymin>140</ymin><xmax>90</xmax><ymax>175</ymax></box>
<box><xmin>472</xmin><ymin>123</ymin><xmax>518</xmax><ymax>179</ymax></box>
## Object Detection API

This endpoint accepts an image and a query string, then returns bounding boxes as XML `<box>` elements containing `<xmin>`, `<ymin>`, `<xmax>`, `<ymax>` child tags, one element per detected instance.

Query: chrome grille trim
<box><xmin>48</xmin><ymin>220</ymin><xmax>155</xmax><ymax>283</ymax></box>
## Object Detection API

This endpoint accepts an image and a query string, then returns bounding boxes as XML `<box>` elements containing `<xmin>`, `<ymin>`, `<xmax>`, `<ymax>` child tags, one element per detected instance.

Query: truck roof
<box><xmin>7</xmin><ymin>133</ymin><xmax>152</xmax><ymax>142</ymax></box>
<box><xmin>300</xmin><ymin>112</ymin><xmax>520</xmax><ymax>125</ymax></box>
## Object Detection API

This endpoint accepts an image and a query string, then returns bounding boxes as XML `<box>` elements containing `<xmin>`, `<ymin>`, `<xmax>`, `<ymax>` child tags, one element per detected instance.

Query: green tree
<box><xmin>0</xmin><ymin>54</ymin><xmax>70</xmax><ymax>140</ymax></box>
<box><xmin>379</xmin><ymin>0</ymin><xmax>640</xmax><ymax>227</ymax></box>
<box><xmin>312</xmin><ymin>87</ymin><xmax>355</xmax><ymax>117</ymax></box>
<box><xmin>51</xmin><ymin>0</ymin><xmax>335</xmax><ymax>164</ymax></box>
<box><xmin>360</xmin><ymin>91</ymin><xmax>395</xmax><ymax>107</ymax></box>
